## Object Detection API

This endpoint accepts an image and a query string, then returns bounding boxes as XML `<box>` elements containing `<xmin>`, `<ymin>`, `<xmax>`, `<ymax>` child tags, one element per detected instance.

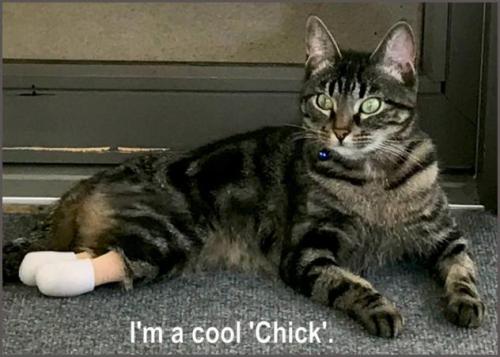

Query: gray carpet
<box><xmin>2</xmin><ymin>210</ymin><xmax>497</xmax><ymax>355</ymax></box>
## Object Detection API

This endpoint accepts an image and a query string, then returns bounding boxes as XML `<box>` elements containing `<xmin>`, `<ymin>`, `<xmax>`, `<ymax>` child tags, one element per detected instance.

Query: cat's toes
<box><xmin>445</xmin><ymin>295</ymin><xmax>485</xmax><ymax>328</ymax></box>
<box><xmin>358</xmin><ymin>303</ymin><xmax>404</xmax><ymax>338</ymax></box>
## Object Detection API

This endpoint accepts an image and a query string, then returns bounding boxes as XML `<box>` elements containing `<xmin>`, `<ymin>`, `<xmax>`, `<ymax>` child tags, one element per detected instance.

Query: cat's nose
<box><xmin>333</xmin><ymin>128</ymin><xmax>350</xmax><ymax>142</ymax></box>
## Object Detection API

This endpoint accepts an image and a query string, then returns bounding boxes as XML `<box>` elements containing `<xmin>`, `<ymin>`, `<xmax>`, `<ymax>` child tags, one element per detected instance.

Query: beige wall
<box><xmin>3</xmin><ymin>3</ymin><xmax>422</xmax><ymax>63</ymax></box>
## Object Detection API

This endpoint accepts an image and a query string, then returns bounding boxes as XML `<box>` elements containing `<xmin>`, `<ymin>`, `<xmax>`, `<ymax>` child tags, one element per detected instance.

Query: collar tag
<box><xmin>318</xmin><ymin>149</ymin><xmax>330</xmax><ymax>161</ymax></box>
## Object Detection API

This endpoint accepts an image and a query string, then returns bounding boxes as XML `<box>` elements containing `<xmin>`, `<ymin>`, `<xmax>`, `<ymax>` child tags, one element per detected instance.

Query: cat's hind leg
<box><xmin>26</xmin><ymin>181</ymin><xmax>203</xmax><ymax>296</ymax></box>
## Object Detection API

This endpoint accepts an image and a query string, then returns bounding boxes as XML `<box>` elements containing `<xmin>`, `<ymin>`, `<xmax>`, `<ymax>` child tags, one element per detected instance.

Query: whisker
<box><xmin>386</xmin><ymin>142</ymin><xmax>426</xmax><ymax>166</ymax></box>
<box><xmin>379</xmin><ymin>142</ymin><xmax>425</xmax><ymax>168</ymax></box>
<box><xmin>284</xmin><ymin>123</ymin><xmax>307</xmax><ymax>130</ymax></box>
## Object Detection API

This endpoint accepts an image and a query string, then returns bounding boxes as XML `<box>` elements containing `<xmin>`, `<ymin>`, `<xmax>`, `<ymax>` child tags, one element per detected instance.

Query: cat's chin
<box><xmin>339</xmin><ymin>136</ymin><xmax>387</xmax><ymax>159</ymax></box>
<box><xmin>331</xmin><ymin>145</ymin><xmax>365</xmax><ymax>159</ymax></box>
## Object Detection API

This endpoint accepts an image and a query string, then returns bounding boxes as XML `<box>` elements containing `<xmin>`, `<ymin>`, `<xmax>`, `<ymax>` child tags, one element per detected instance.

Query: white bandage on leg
<box><xmin>35</xmin><ymin>259</ymin><xmax>95</xmax><ymax>297</ymax></box>
<box><xmin>19</xmin><ymin>251</ymin><xmax>77</xmax><ymax>286</ymax></box>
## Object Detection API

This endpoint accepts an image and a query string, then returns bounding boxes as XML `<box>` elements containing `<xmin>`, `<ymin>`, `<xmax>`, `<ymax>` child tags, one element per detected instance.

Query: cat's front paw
<box><xmin>444</xmin><ymin>294</ymin><xmax>485</xmax><ymax>328</ymax></box>
<box><xmin>356</xmin><ymin>302</ymin><xmax>404</xmax><ymax>338</ymax></box>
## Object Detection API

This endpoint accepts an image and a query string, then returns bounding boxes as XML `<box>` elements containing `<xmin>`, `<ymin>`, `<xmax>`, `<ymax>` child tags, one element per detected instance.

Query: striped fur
<box><xmin>3</xmin><ymin>17</ymin><xmax>484</xmax><ymax>337</ymax></box>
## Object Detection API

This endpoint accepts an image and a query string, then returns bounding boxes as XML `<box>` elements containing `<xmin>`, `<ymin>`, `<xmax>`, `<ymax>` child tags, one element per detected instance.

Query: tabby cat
<box><xmin>3</xmin><ymin>17</ymin><xmax>485</xmax><ymax>338</ymax></box>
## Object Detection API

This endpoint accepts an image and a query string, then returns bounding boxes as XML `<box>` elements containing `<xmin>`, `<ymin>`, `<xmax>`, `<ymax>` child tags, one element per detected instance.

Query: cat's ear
<box><xmin>370</xmin><ymin>21</ymin><xmax>417</xmax><ymax>86</ymax></box>
<box><xmin>305</xmin><ymin>16</ymin><xmax>341</xmax><ymax>76</ymax></box>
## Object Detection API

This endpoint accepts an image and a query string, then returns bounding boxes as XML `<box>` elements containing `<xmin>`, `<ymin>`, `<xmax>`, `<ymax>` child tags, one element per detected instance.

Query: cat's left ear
<box><xmin>370</xmin><ymin>21</ymin><xmax>417</xmax><ymax>86</ymax></box>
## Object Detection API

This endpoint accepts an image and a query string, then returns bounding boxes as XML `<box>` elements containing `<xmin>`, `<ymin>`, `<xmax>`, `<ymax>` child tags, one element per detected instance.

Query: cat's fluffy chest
<box><xmin>309</xmin><ymin>173</ymin><xmax>420</xmax><ymax>228</ymax></box>
<box><xmin>307</xmin><ymin>164</ymin><xmax>439</xmax><ymax>270</ymax></box>
<box><xmin>333</xmin><ymin>181</ymin><xmax>415</xmax><ymax>226</ymax></box>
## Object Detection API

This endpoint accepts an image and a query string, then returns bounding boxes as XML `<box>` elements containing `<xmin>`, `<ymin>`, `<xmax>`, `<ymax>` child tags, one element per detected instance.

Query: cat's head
<box><xmin>300</xmin><ymin>16</ymin><xmax>418</xmax><ymax>160</ymax></box>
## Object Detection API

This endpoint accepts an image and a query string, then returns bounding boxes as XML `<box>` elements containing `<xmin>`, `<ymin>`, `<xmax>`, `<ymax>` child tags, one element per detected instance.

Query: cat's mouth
<box><xmin>310</xmin><ymin>129</ymin><xmax>377</xmax><ymax>157</ymax></box>
<box><xmin>328</xmin><ymin>133</ymin><xmax>356</xmax><ymax>150</ymax></box>
<box><xmin>324</xmin><ymin>133</ymin><xmax>381</xmax><ymax>158</ymax></box>
<box><xmin>328</xmin><ymin>139</ymin><xmax>361</xmax><ymax>159</ymax></box>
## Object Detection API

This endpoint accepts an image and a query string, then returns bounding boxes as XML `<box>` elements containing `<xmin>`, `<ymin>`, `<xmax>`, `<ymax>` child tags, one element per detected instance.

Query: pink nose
<box><xmin>333</xmin><ymin>128</ymin><xmax>350</xmax><ymax>142</ymax></box>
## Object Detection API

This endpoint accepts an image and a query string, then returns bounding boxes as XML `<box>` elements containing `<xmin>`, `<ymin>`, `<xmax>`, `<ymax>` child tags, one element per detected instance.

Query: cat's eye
<box><xmin>316</xmin><ymin>94</ymin><xmax>334</xmax><ymax>111</ymax></box>
<box><xmin>360</xmin><ymin>97</ymin><xmax>382</xmax><ymax>114</ymax></box>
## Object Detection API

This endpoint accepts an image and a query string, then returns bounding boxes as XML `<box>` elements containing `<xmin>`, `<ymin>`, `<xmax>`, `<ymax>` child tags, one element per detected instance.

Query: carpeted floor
<box><xmin>2</xmin><ymin>210</ymin><xmax>497</xmax><ymax>355</ymax></box>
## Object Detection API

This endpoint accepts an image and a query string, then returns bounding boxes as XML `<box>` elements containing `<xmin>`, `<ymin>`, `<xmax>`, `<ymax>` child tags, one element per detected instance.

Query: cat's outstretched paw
<box><xmin>356</xmin><ymin>302</ymin><xmax>404</xmax><ymax>338</ymax></box>
<box><xmin>444</xmin><ymin>294</ymin><xmax>485</xmax><ymax>328</ymax></box>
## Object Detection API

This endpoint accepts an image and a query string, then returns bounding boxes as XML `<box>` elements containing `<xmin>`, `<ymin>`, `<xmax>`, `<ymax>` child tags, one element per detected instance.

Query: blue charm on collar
<box><xmin>318</xmin><ymin>149</ymin><xmax>330</xmax><ymax>161</ymax></box>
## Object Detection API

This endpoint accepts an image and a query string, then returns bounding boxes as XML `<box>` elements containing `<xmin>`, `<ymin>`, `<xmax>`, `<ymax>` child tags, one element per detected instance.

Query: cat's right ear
<box><xmin>305</xmin><ymin>16</ymin><xmax>342</xmax><ymax>76</ymax></box>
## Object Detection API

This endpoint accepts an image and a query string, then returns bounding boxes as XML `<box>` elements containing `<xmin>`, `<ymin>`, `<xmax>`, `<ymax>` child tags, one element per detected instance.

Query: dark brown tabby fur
<box><xmin>3</xmin><ymin>17</ymin><xmax>485</xmax><ymax>338</ymax></box>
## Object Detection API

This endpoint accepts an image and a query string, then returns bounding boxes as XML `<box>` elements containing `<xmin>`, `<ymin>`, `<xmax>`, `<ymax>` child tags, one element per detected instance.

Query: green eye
<box><xmin>360</xmin><ymin>97</ymin><xmax>382</xmax><ymax>114</ymax></box>
<box><xmin>316</xmin><ymin>94</ymin><xmax>333</xmax><ymax>110</ymax></box>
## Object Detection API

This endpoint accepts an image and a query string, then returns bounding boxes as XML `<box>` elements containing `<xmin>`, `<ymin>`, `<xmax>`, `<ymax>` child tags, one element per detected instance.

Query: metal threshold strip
<box><xmin>2</xmin><ymin>196</ymin><xmax>486</xmax><ymax>210</ymax></box>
